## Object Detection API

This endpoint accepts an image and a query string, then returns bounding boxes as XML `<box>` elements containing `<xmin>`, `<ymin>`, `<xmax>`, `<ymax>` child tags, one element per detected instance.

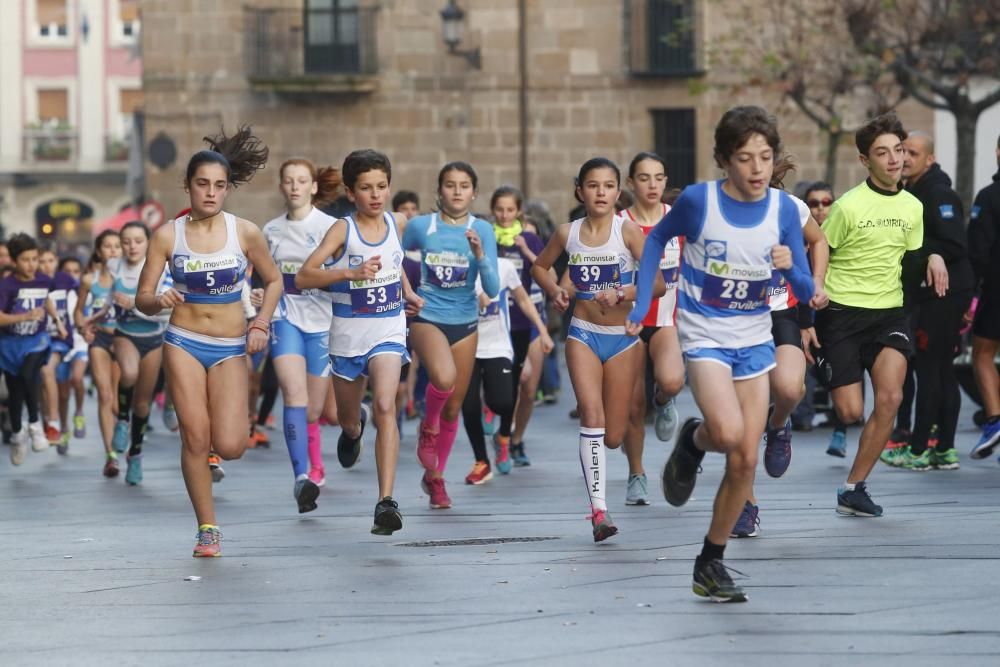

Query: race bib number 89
<box><xmin>425</xmin><ymin>252</ymin><xmax>470</xmax><ymax>288</ymax></box>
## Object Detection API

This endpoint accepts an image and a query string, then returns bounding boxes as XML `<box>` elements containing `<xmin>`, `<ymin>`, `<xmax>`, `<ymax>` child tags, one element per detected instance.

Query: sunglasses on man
<box><xmin>807</xmin><ymin>197</ymin><xmax>833</xmax><ymax>208</ymax></box>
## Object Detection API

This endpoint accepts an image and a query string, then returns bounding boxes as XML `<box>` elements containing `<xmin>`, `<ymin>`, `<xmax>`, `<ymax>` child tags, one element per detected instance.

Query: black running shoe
<box><xmin>372</xmin><ymin>496</ymin><xmax>403</xmax><ymax>535</ymax></box>
<box><xmin>692</xmin><ymin>558</ymin><xmax>748</xmax><ymax>602</ymax></box>
<box><xmin>836</xmin><ymin>481</ymin><xmax>882</xmax><ymax>517</ymax></box>
<box><xmin>661</xmin><ymin>417</ymin><xmax>704</xmax><ymax>507</ymax></box>
<box><xmin>338</xmin><ymin>403</ymin><xmax>369</xmax><ymax>469</ymax></box>
<box><xmin>294</xmin><ymin>477</ymin><xmax>320</xmax><ymax>514</ymax></box>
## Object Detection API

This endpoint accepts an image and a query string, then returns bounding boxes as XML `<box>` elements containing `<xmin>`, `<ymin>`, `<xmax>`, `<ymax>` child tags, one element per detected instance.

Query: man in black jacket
<box><xmin>968</xmin><ymin>135</ymin><xmax>1000</xmax><ymax>460</ymax></box>
<box><xmin>882</xmin><ymin>131</ymin><xmax>972</xmax><ymax>471</ymax></box>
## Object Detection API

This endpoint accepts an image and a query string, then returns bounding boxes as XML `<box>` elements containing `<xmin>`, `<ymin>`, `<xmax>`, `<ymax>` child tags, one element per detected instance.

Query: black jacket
<box><xmin>903</xmin><ymin>163</ymin><xmax>974</xmax><ymax>301</ymax></box>
<box><xmin>968</xmin><ymin>170</ymin><xmax>1000</xmax><ymax>292</ymax></box>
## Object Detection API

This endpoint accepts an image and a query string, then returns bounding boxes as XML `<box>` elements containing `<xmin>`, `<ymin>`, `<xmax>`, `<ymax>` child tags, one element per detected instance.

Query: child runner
<box><xmin>463</xmin><ymin>256</ymin><xmax>553</xmax><ymax>484</ymax></box>
<box><xmin>0</xmin><ymin>233</ymin><xmax>66</xmax><ymax>462</ymax></box>
<box><xmin>55</xmin><ymin>255</ymin><xmax>88</xmax><ymax>453</ymax></box>
<box><xmin>263</xmin><ymin>158</ymin><xmax>341</xmax><ymax>512</ymax></box>
<box><xmin>109</xmin><ymin>222</ymin><xmax>170</xmax><ymax>485</ymax></box>
<box><xmin>814</xmin><ymin>112</ymin><xmax>945</xmax><ymax>517</ymax></box>
<box><xmin>37</xmin><ymin>248</ymin><xmax>78</xmax><ymax>446</ymax></box>
<box><xmin>75</xmin><ymin>231</ymin><xmax>123</xmax><ymax>475</ymax></box>
<box><xmin>297</xmin><ymin>148</ymin><xmax>423</xmax><ymax>534</ymax></box>
<box><xmin>628</xmin><ymin>107</ymin><xmax>814</xmax><ymax>601</ymax></box>
<box><xmin>490</xmin><ymin>186</ymin><xmax>547</xmax><ymax>469</ymax></box>
<box><xmin>620</xmin><ymin>152</ymin><xmax>684</xmax><ymax>506</ymax></box>
<box><xmin>532</xmin><ymin>157</ymin><xmax>662</xmax><ymax>541</ymax></box>
<box><xmin>136</xmin><ymin>125</ymin><xmax>282</xmax><ymax>557</ymax></box>
<box><xmin>403</xmin><ymin>161</ymin><xmax>499</xmax><ymax>509</ymax></box>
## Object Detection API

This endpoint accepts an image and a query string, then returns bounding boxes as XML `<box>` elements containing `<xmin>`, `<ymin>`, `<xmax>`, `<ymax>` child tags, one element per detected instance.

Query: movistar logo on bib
<box><xmin>281</xmin><ymin>262</ymin><xmax>302</xmax><ymax>274</ymax></box>
<box><xmin>570</xmin><ymin>253</ymin><xmax>616</xmax><ymax>265</ymax></box>
<box><xmin>426</xmin><ymin>252</ymin><xmax>468</xmax><ymax>267</ymax></box>
<box><xmin>707</xmin><ymin>261</ymin><xmax>770</xmax><ymax>281</ymax></box>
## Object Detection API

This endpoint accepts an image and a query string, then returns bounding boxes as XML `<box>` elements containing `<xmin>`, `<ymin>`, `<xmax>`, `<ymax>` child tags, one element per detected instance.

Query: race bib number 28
<box><xmin>700</xmin><ymin>262</ymin><xmax>770</xmax><ymax>311</ymax></box>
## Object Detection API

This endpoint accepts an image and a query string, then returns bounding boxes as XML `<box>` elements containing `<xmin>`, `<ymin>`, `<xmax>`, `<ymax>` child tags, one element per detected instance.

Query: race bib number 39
<box><xmin>700</xmin><ymin>262</ymin><xmax>770</xmax><ymax>311</ymax></box>
<box><xmin>569</xmin><ymin>253</ymin><xmax>620</xmax><ymax>298</ymax></box>
<box><xmin>425</xmin><ymin>252</ymin><xmax>470</xmax><ymax>288</ymax></box>
<box><xmin>350</xmin><ymin>270</ymin><xmax>402</xmax><ymax>315</ymax></box>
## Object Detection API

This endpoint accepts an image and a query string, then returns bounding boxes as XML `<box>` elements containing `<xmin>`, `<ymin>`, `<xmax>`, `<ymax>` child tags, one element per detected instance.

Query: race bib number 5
<box><xmin>184</xmin><ymin>256</ymin><xmax>241</xmax><ymax>295</ymax></box>
<box><xmin>700</xmin><ymin>262</ymin><xmax>770</xmax><ymax>311</ymax></box>
<box><xmin>425</xmin><ymin>252</ymin><xmax>470</xmax><ymax>288</ymax></box>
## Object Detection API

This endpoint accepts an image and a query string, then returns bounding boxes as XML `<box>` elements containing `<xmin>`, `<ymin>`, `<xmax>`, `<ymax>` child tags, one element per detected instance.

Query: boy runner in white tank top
<box><xmin>297</xmin><ymin>149</ymin><xmax>423</xmax><ymax>536</ymax></box>
<box><xmin>629</xmin><ymin>107</ymin><xmax>814</xmax><ymax>602</ymax></box>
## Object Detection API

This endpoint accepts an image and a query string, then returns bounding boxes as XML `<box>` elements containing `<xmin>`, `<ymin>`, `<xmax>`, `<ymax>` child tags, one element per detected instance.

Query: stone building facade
<box><xmin>140</xmin><ymin>0</ymin><xmax>933</xmax><ymax>225</ymax></box>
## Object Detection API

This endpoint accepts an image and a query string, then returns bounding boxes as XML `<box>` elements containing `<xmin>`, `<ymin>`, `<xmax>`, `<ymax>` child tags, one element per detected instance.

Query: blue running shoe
<box><xmin>730</xmin><ymin>501</ymin><xmax>759</xmax><ymax>538</ymax></box>
<box><xmin>112</xmin><ymin>420</ymin><xmax>130</xmax><ymax>454</ymax></box>
<box><xmin>511</xmin><ymin>442</ymin><xmax>531</xmax><ymax>466</ymax></box>
<box><xmin>970</xmin><ymin>418</ymin><xmax>1000</xmax><ymax>459</ymax></box>
<box><xmin>826</xmin><ymin>430</ymin><xmax>847</xmax><ymax>458</ymax></box>
<box><xmin>763</xmin><ymin>417</ymin><xmax>792</xmax><ymax>478</ymax></box>
<box><xmin>482</xmin><ymin>407</ymin><xmax>498</xmax><ymax>437</ymax></box>
<box><xmin>125</xmin><ymin>454</ymin><xmax>143</xmax><ymax>486</ymax></box>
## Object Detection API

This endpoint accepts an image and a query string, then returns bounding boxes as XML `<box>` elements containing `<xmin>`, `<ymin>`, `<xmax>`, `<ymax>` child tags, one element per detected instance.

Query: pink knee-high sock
<box><xmin>307</xmin><ymin>421</ymin><xmax>323</xmax><ymax>468</ymax></box>
<box><xmin>424</xmin><ymin>384</ymin><xmax>453</xmax><ymax>430</ymax></box>
<box><xmin>436</xmin><ymin>417</ymin><xmax>459</xmax><ymax>473</ymax></box>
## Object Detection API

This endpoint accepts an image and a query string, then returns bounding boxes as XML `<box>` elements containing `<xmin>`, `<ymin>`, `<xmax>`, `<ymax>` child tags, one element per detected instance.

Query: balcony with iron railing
<box><xmin>244</xmin><ymin>6</ymin><xmax>379</xmax><ymax>94</ymax></box>
<box><xmin>105</xmin><ymin>135</ymin><xmax>131</xmax><ymax>163</ymax></box>
<box><xmin>624</xmin><ymin>0</ymin><xmax>704</xmax><ymax>78</ymax></box>
<box><xmin>22</xmin><ymin>125</ymin><xmax>78</xmax><ymax>164</ymax></box>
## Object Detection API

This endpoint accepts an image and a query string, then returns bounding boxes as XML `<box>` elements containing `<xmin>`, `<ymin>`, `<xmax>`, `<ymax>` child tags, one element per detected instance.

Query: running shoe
<box><xmin>763</xmin><ymin>417</ymin><xmax>792</xmax><ymax>478</ymax></box>
<box><xmin>294</xmin><ymin>476</ymin><xmax>320</xmax><ymax>514</ymax></box>
<box><xmin>826</xmin><ymin>430</ymin><xmax>847</xmax><ymax>458</ymax></box>
<box><xmin>252</xmin><ymin>429</ymin><xmax>270</xmax><ymax>448</ymax></box>
<box><xmin>9</xmin><ymin>430</ymin><xmax>28</xmax><ymax>466</ymax></box>
<box><xmin>625</xmin><ymin>473</ymin><xmax>649</xmax><ymax>506</ymax></box>
<box><xmin>44</xmin><ymin>423</ymin><xmax>61</xmax><ymax>444</ymax></box>
<box><xmin>416</xmin><ymin>419</ymin><xmax>439</xmax><ymax>471</ymax></box>
<box><xmin>568</xmin><ymin>407</ymin><xmax>580</xmax><ymax>419</ymax></box>
<box><xmin>162</xmin><ymin>404</ymin><xmax>179</xmax><ymax>433</ymax></box>
<box><xmin>900</xmin><ymin>447</ymin><xmax>932</xmax><ymax>471</ymax></box>
<box><xmin>730</xmin><ymin>501</ymin><xmax>760</xmax><ymax>538</ymax></box>
<box><xmin>421</xmin><ymin>473</ymin><xmax>452</xmax><ymax>509</ymax></box>
<box><xmin>970</xmin><ymin>418</ymin><xmax>1000</xmax><ymax>459</ymax></box>
<box><xmin>111</xmin><ymin>420</ymin><xmax>130</xmax><ymax>454</ymax></box>
<box><xmin>543</xmin><ymin>392</ymin><xmax>557</xmax><ymax>405</ymax></box>
<box><xmin>930</xmin><ymin>447</ymin><xmax>960</xmax><ymax>470</ymax></box>
<box><xmin>692</xmin><ymin>558</ymin><xmax>748</xmax><ymax>602</ymax></box>
<box><xmin>405</xmin><ymin>400</ymin><xmax>419</xmax><ymax>421</ymax></box>
<box><xmin>308</xmin><ymin>465</ymin><xmax>326</xmax><ymax>488</ymax></box>
<box><xmin>836</xmin><ymin>481</ymin><xmax>883</xmax><ymax>517</ymax></box>
<box><xmin>880</xmin><ymin>444</ymin><xmax>906</xmax><ymax>467</ymax></box>
<box><xmin>482</xmin><ymin>407</ymin><xmax>498</xmax><ymax>437</ymax></box>
<box><xmin>73</xmin><ymin>414</ymin><xmax>86</xmax><ymax>439</ymax></box>
<box><xmin>465</xmin><ymin>461</ymin><xmax>493</xmax><ymax>485</ymax></box>
<box><xmin>493</xmin><ymin>433</ymin><xmax>512</xmax><ymax>474</ymax></box>
<box><xmin>511</xmin><ymin>442</ymin><xmax>531</xmax><ymax>467</ymax></box>
<box><xmin>372</xmin><ymin>496</ymin><xmax>403</xmax><ymax>535</ymax></box>
<box><xmin>56</xmin><ymin>431</ymin><xmax>70</xmax><ymax>456</ymax></box>
<box><xmin>125</xmin><ymin>453</ymin><xmax>143</xmax><ymax>485</ymax></box>
<box><xmin>208</xmin><ymin>453</ymin><xmax>225</xmax><ymax>483</ymax></box>
<box><xmin>28</xmin><ymin>422</ymin><xmax>49</xmax><ymax>452</ymax></box>
<box><xmin>589</xmin><ymin>508</ymin><xmax>618</xmax><ymax>542</ymax></box>
<box><xmin>103</xmin><ymin>454</ymin><xmax>119</xmax><ymax>478</ymax></box>
<box><xmin>661</xmin><ymin>417</ymin><xmax>704</xmax><ymax>507</ymax></box>
<box><xmin>192</xmin><ymin>526</ymin><xmax>222</xmax><ymax>558</ymax></box>
<box><xmin>653</xmin><ymin>396</ymin><xmax>679</xmax><ymax>442</ymax></box>
<box><xmin>885</xmin><ymin>427</ymin><xmax>911</xmax><ymax>450</ymax></box>
<box><xmin>338</xmin><ymin>403</ymin><xmax>368</xmax><ymax>469</ymax></box>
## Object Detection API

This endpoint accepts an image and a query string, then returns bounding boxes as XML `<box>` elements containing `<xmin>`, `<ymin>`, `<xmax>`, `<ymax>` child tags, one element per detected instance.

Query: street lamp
<box><xmin>440</xmin><ymin>1</ymin><xmax>481</xmax><ymax>69</ymax></box>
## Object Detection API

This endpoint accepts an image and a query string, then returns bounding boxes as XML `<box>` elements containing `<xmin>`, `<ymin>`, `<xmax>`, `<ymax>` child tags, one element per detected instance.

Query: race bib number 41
<box><xmin>700</xmin><ymin>262</ymin><xmax>770</xmax><ymax>311</ymax></box>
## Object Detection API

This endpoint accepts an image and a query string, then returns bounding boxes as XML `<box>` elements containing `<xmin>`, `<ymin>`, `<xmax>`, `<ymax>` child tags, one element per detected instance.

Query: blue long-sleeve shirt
<box><xmin>402</xmin><ymin>213</ymin><xmax>499</xmax><ymax>325</ymax></box>
<box><xmin>629</xmin><ymin>182</ymin><xmax>814</xmax><ymax>349</ymax></box>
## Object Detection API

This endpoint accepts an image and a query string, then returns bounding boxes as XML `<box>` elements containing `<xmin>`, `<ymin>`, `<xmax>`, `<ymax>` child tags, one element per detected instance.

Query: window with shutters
<box><xmin>625</xmin><ymin>0</ymin><xmax>702</xmax><ymax>77</ymax></box>
<box><xmin>113</xmin><ymin>0</ymin><xmax>141</xmax><ymax>42</ymax></box>
<box><xmin>651</xmin><ymin>109</ymin><xmax>697</xmax><ymax>189</ymax></box>
<box><xmin>37</xmin><ymin>89</ymin><xmax>69</xmax><ymax>124</ymax></box>
<box><xmin>32</xmin><ymin>0</ymin><xmax>71</xmax><ymax>42</ymax></box>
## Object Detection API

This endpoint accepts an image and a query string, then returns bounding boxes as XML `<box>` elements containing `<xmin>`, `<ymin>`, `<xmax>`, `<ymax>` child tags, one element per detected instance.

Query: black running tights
<box><xmin>4</xmin><ymin>350</ymin><xmax>47</xmax><ymax>432</ymax></box>
<box><xmin>499</xmin><ymin>329</ymin><xmax>532</xmax><ymax>438</ymax></box>
<box><xmin>462</xmin><ymin>357</ymin><xmax>515</xmax><ymax>463</ymax></box>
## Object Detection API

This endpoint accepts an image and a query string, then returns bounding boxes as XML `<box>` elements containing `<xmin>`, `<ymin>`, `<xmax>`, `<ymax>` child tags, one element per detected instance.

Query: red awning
<box><xmin>93</xmin><ymin>206</ymin><xmax>141</xmax><ymax>236</ymax></box>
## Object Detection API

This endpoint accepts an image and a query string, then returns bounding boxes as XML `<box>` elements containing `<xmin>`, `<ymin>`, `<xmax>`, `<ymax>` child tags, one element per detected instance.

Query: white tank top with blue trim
<box><xmin>566</xmin><ymin>216</ymin><xmax>633</xmax><ymax>301</ymax></box>
<box><xmin>676</xmin><ymin>182</ymin><xmax>780</xmax><ymax>351</ymax></box>
<box><xmin>263</xmin><ymin>207</ymin><xmax>336</xmax><ymax>333</ymax></box>
<box><xmin>169</xmin><ymin>212</ymin><xmax>248</xmax><ymax>305</ymax></box>
<box><xmin>328</xmin><ymin>212</ymin><xmax>406</xmax><ymax>358</ymax></box>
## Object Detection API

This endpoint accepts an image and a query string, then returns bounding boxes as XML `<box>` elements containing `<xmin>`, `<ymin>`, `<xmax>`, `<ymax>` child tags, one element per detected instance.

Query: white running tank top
<box><xmin>565</xmin><ymin>216</ymin><xmax>634</xmax><ymax>301</ymax></box>
<box><xmin>169</xmin><ymin>212</ymin><xmax>248</xmax><ymax>305</ymax></box>
<box><xmin>263</xmin><ymin>207</ymin><xmax>336</xmax><ymax>333</ymax></box>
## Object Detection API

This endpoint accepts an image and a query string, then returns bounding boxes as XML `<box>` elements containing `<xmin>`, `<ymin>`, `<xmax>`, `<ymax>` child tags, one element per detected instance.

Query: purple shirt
<box><xmin>497</xmin><ymin>231</ymin><xmax>544</xmax><ymax>331</ymax></box>
<box><xmin>0</xmin><ymin>272</ymin><xmax>53</xmax><ymax>337</ymax></box>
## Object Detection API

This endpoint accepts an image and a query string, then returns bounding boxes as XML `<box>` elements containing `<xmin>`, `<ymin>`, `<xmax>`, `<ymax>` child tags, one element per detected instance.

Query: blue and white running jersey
<box><xmin>263</xmin><ymin>207</ymin><xmax>337</xmax><ymax>334</ymax></box>
<box><xmin>110</xmin><ymin>257</ymin><xmax>170</xmax><ymax>336</ymax></box>
<box><xmin>168</xmin><ymin>212</ymin><xmax>248</xmax><ymax>305</ymax></box>
<box><xmin>476</xmin><ymin>257</ymin><xmax>522</xmax><ymax>361</ymax></box>
<box><xmin>46</xmin><ymin>271</ymin><xmax>77</xmax><ymax>345</ymax></box>
<box><xmin>566</xmin><ymin>215</ymin><xmax>634</xmax><ymax>301</ymax></box>
<box><xmin>87</xmin><ymin>270</ymin><xmax>116</xmax><ymax>330</ymax></box>
<box><xmin>630</xmin><ymin>181</ymin><xmax>814</xmax><ymax>351</ymax></box>
<box><xmin>328</xmin><ymin>212</ymin><xmax>406</xmax><ymax>358</ymax></box>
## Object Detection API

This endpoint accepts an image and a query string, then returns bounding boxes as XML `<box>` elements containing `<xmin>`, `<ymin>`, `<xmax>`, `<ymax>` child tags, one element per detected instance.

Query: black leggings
<box><xmin>910</xmin><ymin>291</ymin><xmax>972</xmax><ymax>454</ymax></box>
<box><xmin>462</xmin><ymin>357</ymin><xmax>515</xmax><ymax>463</ymax></box>
<box><xmin>499</xmin><ymin>329</ymin><xmax>533</xmax><ymax>437</ymax></box>
<box><xmin>4</xmin><ymin>350</ymin><xmax>48</xmax><ymax>432</ymax></box>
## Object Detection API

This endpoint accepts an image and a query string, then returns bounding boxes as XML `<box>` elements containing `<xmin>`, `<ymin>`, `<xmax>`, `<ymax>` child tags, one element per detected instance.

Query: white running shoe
<box><xmin>28</xmin><ymin>422</ymin><xmax>49</xmax><ymax>452</ymax></box>
<box><xmin>9</xmin><ymin>430</ymin><xmax>28</xmax><ymax>465</ymax></box>
<box><xmin>653</xmin><ymin>397</ymin><xmax>679</xmax><ymax>442</ymax></box>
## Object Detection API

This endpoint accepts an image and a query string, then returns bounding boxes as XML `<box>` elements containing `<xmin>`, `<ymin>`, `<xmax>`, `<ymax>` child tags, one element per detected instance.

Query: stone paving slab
<box><xmin>2</xmin><ymin>383</ymin><xmax>1000</xmax><ymax>666</ymax></box>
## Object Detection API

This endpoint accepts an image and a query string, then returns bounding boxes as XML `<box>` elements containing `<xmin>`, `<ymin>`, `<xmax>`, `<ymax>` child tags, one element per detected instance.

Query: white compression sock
<box><xmin>579</xmin><ymin>428</ymin><xmax>607</xmax><ymax>512</ymax></box>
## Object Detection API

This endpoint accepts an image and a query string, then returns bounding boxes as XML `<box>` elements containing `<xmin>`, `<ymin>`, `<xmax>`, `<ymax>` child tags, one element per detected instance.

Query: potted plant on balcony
<box><xmin>106</xmin><ymin>138</ymin><xmax>130</xmax><ymax>161</ymax></box>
